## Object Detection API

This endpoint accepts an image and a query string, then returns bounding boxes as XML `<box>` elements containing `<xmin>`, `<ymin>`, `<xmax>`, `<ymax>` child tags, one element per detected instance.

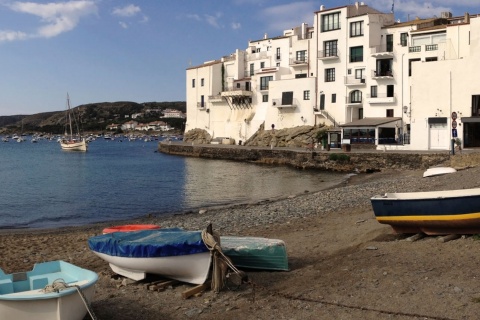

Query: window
<box><xmin>262</xmin><ymin>94</ymin><xmax>269</xmax><ymax>102</ymax></box>
<box><xmin>320</xmin><ymin>93</ymin><xmax>325</xmax><ymax>110</ymax></box>
<box><xmin>260</xmin><ymin>62</ymin><xmax>265</xmax><ymax>68</ymax></box>
<box><xmin>386</xmin><ymin>34</ymin><xmax>393</xmax><ymax>52</ymax></box>
<box><xmin>295</xmin><ymin>73</ymin><xmax>307</xmax><ymax>78</ymax></box>
<box><xmin>324</xmin><ymin>40</ymin><xmax>338</xmax><ymax>57</ymax></box>
<box><xmin>355</xmin><ymin>69</ymin><xmax>365</xmax><ymax>81</ymax></box>
<box><xmin>304</xmin><ymin>90</ymin><xmax>310</xmax><ymax>100</ymax></box>
<box><xmin>426</xmin><ymin>57</ymin><xmax>438</xmax><ymax>62</ymax></box>
<box><xmin>400</xmin><ymin>33</ymin><xmax>408</xmax><ymax>46</ymax></box>
<box><xmin>350</xmin><ymin>90</ymin><xmax>362</xmax><ymax>103</ymax></box>
<box><xmin>472</xmin><ymin>95</ymin><xmax>480</xmax><ymax>116</ymax></box>
<box><xmin>192</xmin><ymin>79</ymin><xmax>195</xmax><ymax>88</ymax></box>
<box><xmin>201</xmin><ymin>78</ymin><xmax>204</xmax><ymax>87</ymax></box>
<box><xmin>409</xmin><ymin>58</ymin><xmax>421</xmax><ymax>76</ymax></box>
<box><xmin>322</xmin><ymin>12</ymin><xmax>340</xmax><ymax>32</ymax></box>
<box><xmin>249</xmin><ymin>63</ymin><xmax>254</xmax><ymax>76</ymax></box>
<box><xmin>332</xmin><ymin>94</ymin><xmax>336</xmax><ymax>103</ymax></box>
<box><xmin>276</xmin><ymin>47</ymin><xmax>281</xmax><ymax>60</ymax></box>
<box><xmin>350</xmin><ymin>46</ymin><xmax>363</xmax><ymax>62</ymax></box>
<box><xmin>260</xmin><ymin>76</ymin><xmax>273</xmax><ymax>90</ymax></box>
<box><xmin>359</xmin><ymin>108</ymin><xmax>363</xmax><ymax>119</ymax></box>
<box><xmin>350</xmin><ymin>21</ymin><xmax>363</xmax><ymax>37</ymax></box>
<box><xmin>282</xmin><ymin>92</ymin><xmax>293</xmax><ymax>105</ymax></box>
<box><xmin>200</xmin><ymin>95</ymin><xmax>204</xmax><ymax>108</ymax></box>
<box><xmin>325</xmin><ymin>68</ymin><xmax>335</xmax><ymax>82</ymax></box>
<box><xmin>386</xmin><ymin>109</ymin><xmax>394</xmax><ymax>117</ymax></box>
<box><xmin>296</xmin><ymin>50</ymin><xmax>307</xmax><ymax>62</ymax></box>
<box><xmin>371</xmin><ymin>86</ymin><xmax>378</xmax><ymax>98</ymax></box>
<box><xmin>387</xmin><ymin>85</ymin><xmax>394</xmax><ymax>97</ymax></box>
<box><xmin>276</xmin><ymin>62</ymin><xmax>280</xmax><ymax>67</ymax></box>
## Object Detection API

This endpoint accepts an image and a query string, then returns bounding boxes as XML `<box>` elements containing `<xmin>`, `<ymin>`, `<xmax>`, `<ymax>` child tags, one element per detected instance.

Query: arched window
<box><xmin>350</xmin><ymin>90</ymin><xmax>362</xmax><ymax>103</ymax></box>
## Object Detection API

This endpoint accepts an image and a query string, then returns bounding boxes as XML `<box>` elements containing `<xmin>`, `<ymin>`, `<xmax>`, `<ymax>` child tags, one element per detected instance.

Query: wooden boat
<box><xmin>370</xmin><ymin>187</ymin><xmax>480</xmax><ymax>235</ymax></box>
<box><xmin>0</xmin><ymin>260</ymin><xmax>98</xmax><ymax>320</ymax></box>
<box><xmin>220</xmin><ymin>236</ymin><xmax>289</xmax><ymax>271</ymax></box>
<box><xmin>60</xmin><ymin>94</ymin><xmax>87</xmax><ymax>152</ymax></box>
<box><xmin>423</xmin><ymin>166</ymin><xmax>457</xmax><ymax>178</ymax></box>
<box><xmin>102</xmin><ymin>224</ymin><xmax>160</xmax><ymax>234</ymax></box>
<box><xmin>88</xmin><ymin>228</ymin><xmax>211</xmax><ymax>284</ymax></box>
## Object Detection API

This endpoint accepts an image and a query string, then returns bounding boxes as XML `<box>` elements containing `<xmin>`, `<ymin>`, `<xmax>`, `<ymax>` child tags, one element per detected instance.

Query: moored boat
<box><xmin>88</xmin><ymin>228</ymin><xmax>211</xmax><ymax>284</ymax></box>
<box><xmin>60</xmin><ymin>94</ymin><xmax>87</xmax><ymax>152</ymax></box>
<box><xmin>220</xmin><ymin>236</ymin><xmax>289</xmax><ymax>271</ymax></box>
<box><xmin>370</xmin><ymin>187</ymin><xmax>480</xmax><ymax>235</ymax></box>
<box><xmin>0</xmin><ymin>260</ymin><xmax>98</xmax><ymax>320</ymax></box>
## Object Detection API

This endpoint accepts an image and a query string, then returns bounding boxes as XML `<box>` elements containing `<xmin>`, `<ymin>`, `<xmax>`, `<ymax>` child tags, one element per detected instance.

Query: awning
<box><xmin>339</xmin><ymin>117</ymin><xmax>402</xmax><ymax>128</ymax></box>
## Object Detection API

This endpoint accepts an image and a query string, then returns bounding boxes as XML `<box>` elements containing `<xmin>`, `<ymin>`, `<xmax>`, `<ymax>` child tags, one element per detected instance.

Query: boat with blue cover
<box><xmin>371</xmin><ymin>187</ymin><xmax>480</xmax><ymax>235</ymax></box>
<box><xmin>88</xmin><ymin>228</ymin><xmax>212</xmax><ymax>284</ymax></box>
<box><xmin>0</xmin><ymin>260</ymin><xmax>98</xmax><ymax>320</ymax></box>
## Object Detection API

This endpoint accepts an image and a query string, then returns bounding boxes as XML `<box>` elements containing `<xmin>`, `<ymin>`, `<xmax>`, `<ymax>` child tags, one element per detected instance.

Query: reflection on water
<box><xmin>182</xmin><ymin>157</ymin><xmax>346</xmax><ymax>208</ymax></box>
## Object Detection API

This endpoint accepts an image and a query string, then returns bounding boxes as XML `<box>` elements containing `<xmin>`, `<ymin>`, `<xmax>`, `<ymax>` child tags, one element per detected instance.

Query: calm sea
<box><xmin>0</xmin><ymin>137</ymin><xmax>347</xmax><ymax>229</ymax></box>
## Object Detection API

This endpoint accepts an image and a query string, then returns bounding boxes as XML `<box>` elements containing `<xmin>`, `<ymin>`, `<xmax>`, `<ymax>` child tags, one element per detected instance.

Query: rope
<box><xmin>43</xmin><ymin>278</ymin><xmax>98</xmax><ymax>320</ymax></box>
<box><xmin>201</xmin><ymin>227</ymin><xmax>248</xmax><ymax>293</ymax></box>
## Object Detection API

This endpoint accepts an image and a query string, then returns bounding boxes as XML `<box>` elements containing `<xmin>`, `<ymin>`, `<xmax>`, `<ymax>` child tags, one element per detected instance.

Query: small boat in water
<box><xmin>371</xmin><ymin>187</ymin><xmax>480</xmax><ymax>235</ymax></box>
<box><xmin>423</xmin><ymin>166</ymin><xmax>457</xmax><ymax>178</ymax></box>
<box><xmin>220</xmin><ymin>236</ymin><xmax>289</xmax><ymax>271</ymax></box>
<box><xmin>0</xmin><ymin>260</ymin><xmax>98</xmax><ymax>320</ymax></box>
<box><xmin>88</xmin><ymin>228</ymin><xmax>211</xmax><ymax>284</ymax></box>
<box><xmin>60</xmin><ymin>94</ymin><xmax>87</xmax><ymax>152</ymax></box>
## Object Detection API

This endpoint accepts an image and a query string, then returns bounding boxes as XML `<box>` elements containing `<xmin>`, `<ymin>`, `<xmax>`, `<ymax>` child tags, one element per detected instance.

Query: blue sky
<box><xmin>0</xmin><ymin>0</ymin><xmax>478</xmax><ymax>116</ymax></box>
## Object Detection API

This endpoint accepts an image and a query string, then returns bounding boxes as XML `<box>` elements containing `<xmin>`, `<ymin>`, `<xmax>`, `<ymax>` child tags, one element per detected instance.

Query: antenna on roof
<box><xmin>391</xmin><ymin>0</ymin><xmax>394</xmax><ymax>14</ymax></box>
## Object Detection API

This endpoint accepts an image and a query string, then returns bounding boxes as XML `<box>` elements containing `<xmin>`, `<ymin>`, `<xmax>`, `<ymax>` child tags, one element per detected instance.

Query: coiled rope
<box><xmin>43</xmin><ymin>278</ymin><xmax>97</xmax><ymax>320</ymax></box>
<box><xmin>201</xmin><ymin>225</ymin><xmax>248</xmax><ymax>293</ymax></box>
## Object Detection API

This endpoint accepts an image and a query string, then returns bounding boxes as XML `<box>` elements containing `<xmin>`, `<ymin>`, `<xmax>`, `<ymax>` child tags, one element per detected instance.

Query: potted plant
<box><xmin>454</xmin><ymin>137</ymin><xmax>462</xmax><ymax>150</ymax></box>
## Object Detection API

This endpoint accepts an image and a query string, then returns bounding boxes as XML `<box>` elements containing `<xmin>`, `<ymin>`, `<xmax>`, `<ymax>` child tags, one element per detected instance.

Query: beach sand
<box><xmin>2</xmin><ymin>167</ymin><xmax>480</xmax><ymax>319</ymax></box>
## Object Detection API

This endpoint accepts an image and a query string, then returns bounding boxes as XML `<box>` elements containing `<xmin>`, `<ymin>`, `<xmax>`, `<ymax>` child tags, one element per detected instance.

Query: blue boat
<box><xmin>371</xmin><ymin>187</ymin><xmax>480</xmax><ymax>235</ymax></box>
<box><xmin>0</xmin><ymin>260</ymin><xmax>98</xmax><ymax>320</ymax></box>
<box><xmin>88</xmin><ymin>228</ymin><xmax>212</xmax><ymax>284</ymax></box>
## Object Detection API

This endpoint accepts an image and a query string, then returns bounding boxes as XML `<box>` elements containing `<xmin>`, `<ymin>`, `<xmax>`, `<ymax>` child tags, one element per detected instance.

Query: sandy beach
<box><xmin>2</xmin><ymin>166</ymin><xmax>480</xmax><ymax>319</ymax></box>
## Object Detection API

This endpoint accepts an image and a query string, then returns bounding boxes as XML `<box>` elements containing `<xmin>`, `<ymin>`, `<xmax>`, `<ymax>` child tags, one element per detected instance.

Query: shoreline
<box><xmin>3</xmin><ymin>167</ymin><xmax>480</xmax><ymax>319</ymax></box>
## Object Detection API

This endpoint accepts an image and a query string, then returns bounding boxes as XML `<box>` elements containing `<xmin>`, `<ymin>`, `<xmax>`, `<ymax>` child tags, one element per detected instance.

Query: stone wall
<box><xmin>158</xmin><ymin>142</ymin><xmax>459</xmax><ymax>173</ymax></box>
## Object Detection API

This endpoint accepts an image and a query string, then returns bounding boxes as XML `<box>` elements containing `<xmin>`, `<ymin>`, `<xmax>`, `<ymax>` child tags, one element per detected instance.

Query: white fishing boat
<box><xmin>423</xmin><ymin>166</ymin><xmax>457</xmax><ymax>178</ymax></box>
<box><xmin>0</xmin><ymin>260</ymin><xmax>98</xmax><ymax>320</ymax></box>
<box><xmin>60</xmin><ymin>94</ymin><xmax>87</xmax><ymax>152</ymax></box>
<box><xmin>88</xmin><ymin>228</ymin><xmax>212</xmax><ymax>284</ymax></box>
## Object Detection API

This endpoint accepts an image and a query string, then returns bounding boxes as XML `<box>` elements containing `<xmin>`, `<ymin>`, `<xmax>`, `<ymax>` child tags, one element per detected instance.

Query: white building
<box><xmin>186</xmin><ymin>2</ymin><xmax>479</xmax><ymax>150</ymax></box>
<box><xmin>162</xmin><ymin>109</ymin><xmax>186</xmax><ymax>119</ymax></box>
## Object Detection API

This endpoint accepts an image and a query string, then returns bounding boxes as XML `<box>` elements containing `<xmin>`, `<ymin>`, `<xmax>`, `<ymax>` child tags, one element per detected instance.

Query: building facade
<box><xmin>186</xmin><ymin>2</ymin><xmax>479</xmax><ymax>151</ymax></box>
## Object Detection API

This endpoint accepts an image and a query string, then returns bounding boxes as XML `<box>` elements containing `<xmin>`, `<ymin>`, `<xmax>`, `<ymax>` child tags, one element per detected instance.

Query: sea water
<box><xmin>0</xmin><ymin>137</ymin><xmax>346</xmax><ymax>229</ymax></box>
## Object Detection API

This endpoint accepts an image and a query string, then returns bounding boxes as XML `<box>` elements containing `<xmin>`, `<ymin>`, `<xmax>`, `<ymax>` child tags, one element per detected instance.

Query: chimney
<box><xmin>264</xmin><ymin>33</ymin><xmax>268</xmax><ymax>39</ymax></box>
<box><xmin>320</xmin><ymin>5</ymin><xmax>325</xmax><ymax>11</ymax></box>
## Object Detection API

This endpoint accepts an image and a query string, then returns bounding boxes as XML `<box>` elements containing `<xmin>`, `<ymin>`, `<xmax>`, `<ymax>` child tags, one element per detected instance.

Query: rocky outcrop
<box><xmin>183</xmin><ymin>128</ymin><xmax>212</xmax><ymax>144</ymax></box>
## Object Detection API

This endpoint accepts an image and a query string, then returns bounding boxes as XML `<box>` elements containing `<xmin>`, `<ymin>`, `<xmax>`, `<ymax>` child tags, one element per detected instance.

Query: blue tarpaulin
<box><xmin>88</xmin><ymin>228</ymin><xmax>208</xmax><ymax>258</ymax></box>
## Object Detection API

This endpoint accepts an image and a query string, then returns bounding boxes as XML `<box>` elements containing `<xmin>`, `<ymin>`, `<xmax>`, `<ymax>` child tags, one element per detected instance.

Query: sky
<box><xmin>0</xmin><ymin>0</ymin><xmax>478</xmax><ymax>116</ymax></box>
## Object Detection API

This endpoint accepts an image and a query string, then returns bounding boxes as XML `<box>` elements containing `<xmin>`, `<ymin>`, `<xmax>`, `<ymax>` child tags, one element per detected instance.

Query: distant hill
<box><xmin>0</xmin><ymin>101</ymin><xmax>186</xmax><ymax>134</ymax></box>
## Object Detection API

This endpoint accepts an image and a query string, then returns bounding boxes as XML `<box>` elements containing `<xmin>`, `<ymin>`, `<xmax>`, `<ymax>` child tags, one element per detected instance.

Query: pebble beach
<box><xmin>2</xmin><ymin>166</ymin><xmax>480</xmax><ymax>319</ymax></box>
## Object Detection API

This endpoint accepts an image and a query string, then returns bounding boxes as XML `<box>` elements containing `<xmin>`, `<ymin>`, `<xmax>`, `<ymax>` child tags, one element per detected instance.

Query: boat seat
<box><xmin>29</xmin><ymin>276</ymin><xmax>49</xmax><ymax>290</ymax></box>
<box><xmin>0</xmin><ymin>279</ymin><xmax>14</xmax><ymax>294</ymax></box>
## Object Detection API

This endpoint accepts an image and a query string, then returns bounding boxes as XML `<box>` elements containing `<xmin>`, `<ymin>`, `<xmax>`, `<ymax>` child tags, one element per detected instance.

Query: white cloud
<box><xmin>204</xmin><ymin>12</ymin><xmax>222</xmax><ymax>28</ymax></box>
<box><xmin>112</xmin><ymin>4</ymin><xmax>140</xmax><ymax>17</ymax></box>
<box><xmin>119</xmin><ymin>21</ymin><xmax>128</xmax><ymax>29</ymax></box>
<box><xmin>260</xmin><ymin>2</ymin><xmax>316</xmax><ymax>32</ymax></box>
<box><xmin>2</xmin><ymin>0</ymin><xmax>97</xmax><ymax>41</ymax></box>
<box><xmin>231</xmin><ymin>22</ymin><xmax>241</xmax><ymax>30</ymax></box>
<box><xmin>0</xmin><ymin>30</ymin><xmax>28</xmax><ymax>42</ymax></box>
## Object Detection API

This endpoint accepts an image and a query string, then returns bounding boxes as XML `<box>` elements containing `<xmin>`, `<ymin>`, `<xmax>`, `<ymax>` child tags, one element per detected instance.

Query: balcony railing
<box><xmin>289</xmin><ymin>58</ymin><xmax>308</xmax><ymax>66</ymax></box>
<box><xmin>409</xmin><ymin>46</ymin><xmax>421</xmax><ymax>53</ymax></box>
<box><xmin>372</xmin><ymin>70</ymin><xmax>394</xmax><ymax>78</ymax></box>
<box><xmin>370</xmin><ymin>45</ymin><xmax>394</xmax><ymax>56</ymax></box>
<box><xmin>272</xmin><ymin>98</ymin><xmax>298</xmax><ymax>108</ymax></box>
<box><xmin>344</xmin><ymin>76</ymin><xmax>366</xmax><ymax>85</ymax></box>
<box><xmin>366</xmin><ymin>93</ymin><xmax>396</xmax><ymax>104</ymax></box>
<box><xmin>223</xmin><ymin>85</ymin><xmax>252</xmax><ymax>92</ymax></box>
<box><xmin>246</xmin><ymin>51</ymin><xmax>268</xmax><ymax>61</ymax></box>
<box><xmin>426</xmin><ymin>44</ymin><xmax>438</xmax><ymax>51</ymax></box>
<box><xmin>318</xmin><ymin>49</ymin><xmax>340</xmax><ymax>59</ymax></box>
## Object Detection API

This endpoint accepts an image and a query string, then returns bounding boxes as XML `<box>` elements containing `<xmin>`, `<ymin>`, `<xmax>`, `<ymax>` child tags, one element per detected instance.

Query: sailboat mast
<box><xmin>67</xmin><ymin>94</ymin><xmax>73</xmax><ymax>139</ymax></box>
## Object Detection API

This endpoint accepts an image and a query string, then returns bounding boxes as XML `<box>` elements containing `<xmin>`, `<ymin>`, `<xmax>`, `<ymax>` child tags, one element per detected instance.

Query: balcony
<box><xmin>370</xmin><ymin>45</ymin><xmax>394</xmax><ymax>57</ymax></box>
<box><xmin>221</xmin><ymin>85</ymin><xmax>253</xmax><ymax>98</ymax></box>
<box><xmin>366</xmin><ymin>93</ymin><xmax>396</xmax><ymax>104</ymax></box>
<box><xmin>289</xmin><ymin>58</ymin><xmax>308</xmax><ymax>67</ymax></box>
<box><xmin>318</xmin><ymin>49</ymin><xmax>340</xmax><ymax>60</ymax></box>
<box><xmin>272</xmin><ymin>98</ymin><xmax>298</xmax><ymax>109</ymax></box>
<box><xmin>372</xmin><ymin>70</ymin><xmax>394</xmax><ymax>79</ymax></box>
<box><xmin>208</xmin><ymin>95</ymin><xmax>223</xmax><ymax>103</ymax></box>
<box><xmin>409</xmin><ymin>44</ymin><xmax>439</xmax><ymax>53</ymax></box>
<box><xmin>344</xmin><ymin>76</ymin><xmax>366</xmax><ymax>86</ymax></box>
<box><xmin>345</xmin><ymin>98</ymin><xmax>363</xmax><ymax>106</ymax></box>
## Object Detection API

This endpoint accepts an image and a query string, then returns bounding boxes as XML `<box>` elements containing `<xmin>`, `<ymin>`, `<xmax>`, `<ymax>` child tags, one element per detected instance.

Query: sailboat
<box><xmin>59</xmin><ymin>94</ymin><xmax>87</xmax><ymax>152</ymax></box>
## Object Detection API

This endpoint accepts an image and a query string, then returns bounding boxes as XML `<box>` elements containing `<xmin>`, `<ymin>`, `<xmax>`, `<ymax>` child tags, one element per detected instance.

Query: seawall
<box><xmin>156</xmin><ymin>142</ymin><xmax>480</xmax><ymax>173</ymax></box>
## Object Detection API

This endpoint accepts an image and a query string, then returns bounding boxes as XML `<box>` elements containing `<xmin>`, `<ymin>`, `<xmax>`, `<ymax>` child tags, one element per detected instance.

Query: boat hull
<box><xmin>423</xmin><ymin>167</ymin><xmax>457</xmax><ymax>178</ymax></box>
<box><xmin>0</xmin><ymin>260</ymin><xmax>98</xmax><ymax>320</ymax></box>
<box><xmin>371</xmin><ymin>188</ymin><xmax>480</xmax><ymax>235</ymax></box>
<box><xmin>221</xmin><ymin>236</ymin><xmax>289</xmax><ymax>271</ymax></box>
<box><xmin>88</xmin><ymin>228</ymin><xmax>212</xmax><ymax>284</ymax></box>
<box><xmin>60</xmin><ymin>139</ymin><xmax>87</xmax><ymax>152</ymax></box>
